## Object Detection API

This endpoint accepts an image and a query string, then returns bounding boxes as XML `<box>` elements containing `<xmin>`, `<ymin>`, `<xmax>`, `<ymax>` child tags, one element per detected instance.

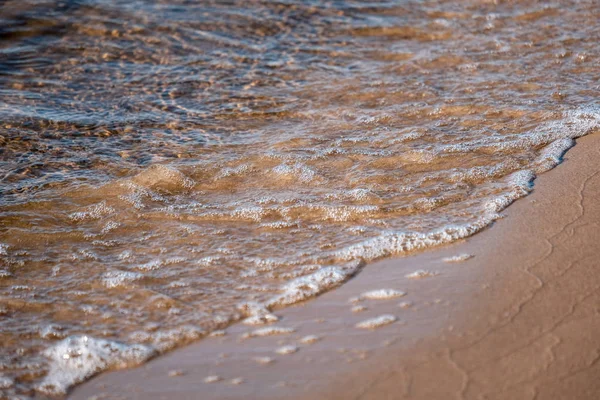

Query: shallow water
<box><xmin>1</xmin><ymin>0</ymin><xmax>599</xmax><ymax>396</ymax></box>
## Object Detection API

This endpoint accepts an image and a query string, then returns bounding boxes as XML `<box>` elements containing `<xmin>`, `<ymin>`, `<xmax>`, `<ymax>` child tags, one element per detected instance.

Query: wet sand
<box><xmin>70</xmin><ymin>132</ymin><xmax>600</xmax><ymax>400</ymax></box>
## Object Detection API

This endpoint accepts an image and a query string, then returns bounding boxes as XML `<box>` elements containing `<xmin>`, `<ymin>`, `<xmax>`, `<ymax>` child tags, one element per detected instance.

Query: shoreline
<box><xmin>70</xmin><ymin>132</ymin><xmax>600</xmax><ymax>400</ymax></box>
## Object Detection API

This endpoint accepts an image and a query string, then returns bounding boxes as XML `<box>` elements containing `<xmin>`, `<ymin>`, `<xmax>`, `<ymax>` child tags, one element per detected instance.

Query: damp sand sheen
<box><xmin>1</xmin><ymin>0</ymin><xmax>600</xmax><ymax>397</ymax></box>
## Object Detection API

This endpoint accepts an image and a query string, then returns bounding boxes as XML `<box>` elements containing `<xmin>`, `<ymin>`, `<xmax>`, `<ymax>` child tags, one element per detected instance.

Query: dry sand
<box><xmin>70</xmin><ymin>133</ymin><xmax>600</xmax><ymax>400</ymax></box>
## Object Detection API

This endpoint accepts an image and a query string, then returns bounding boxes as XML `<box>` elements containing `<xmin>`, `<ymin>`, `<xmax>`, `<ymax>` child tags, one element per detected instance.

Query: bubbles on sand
<box><xmin>204</xmin><ymin>375</ymin><xmax>222</xmax><ymax>383</ymax></box>
<box><xmin>355</xmin><ymin>315</ymin><xmax>398</xmax><ymax>330</ymax></box>
<box><xmin>443</xmin><ymin>254</ymin><xmax>474</xmax><ymax>263</ymax></box>
<box><xmin>357</xmin><ymin>289</ymin><xmax>406</xmax><ymax>301</ymax></box>
<box><xmin>405</xmin><ymin>270</ymin><xmax>439</xmax><ymax>279</ymax></box>
<box><xmin>275</xmin><ymin>345</ymin><xmax>299</xmax><ymax>355</ymax></box>
<box><xmin>299</xmin><ymin>335</ymin><xmax>320</xmax><ymax>345</ymax></box>
<box><xmin>241</xmin><ymin>327</ymin><xmax>295</xmax><ymax>339</ymax></box>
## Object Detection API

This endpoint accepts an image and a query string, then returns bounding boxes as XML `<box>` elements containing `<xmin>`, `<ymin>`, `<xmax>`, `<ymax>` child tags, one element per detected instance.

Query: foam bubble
<box><xmin>275</xmin><ymin>345</ymin><xmax>298</xmax><ymax>355</ymax></box>
<box><xmin>352</xmin><ymin>305</ymin><xmax>368</xmax><ymax>313</ymax></box>
<box><xmin>442</xmin><ymin>254</ymin><xmax>473</xmax><ymax>263</ymax></box>
<box><xmin>405</xmin><ymin>270</ymin><xmax>438</xmax><ymax>279</ymax></box>
<box><xmin>168</xmin><ymin>369</ymin><xmax>185</xmax><ymax>377</ymax></box>
<box><xmin>299</xmin><ymin>335</ymin><xmax>320</xmax><ymax>344</ymax></box>
<box><xmin>69</xmin><ymin>201</ymin><xmax>115</xmax><ymax>222</ymax></box>
<box><xmin>271</xmin><ymin>163</ymin><xmax>320</xmax><ymax>183</ymax></box>
<box><xmin>37</xmin><ymin>336</ymin><xmax>155</xmax><ymax>395</ymax></box>
<box><xmin>359</xmin><ymin>289</ymin><xmax>406</xmax><ymax>300</ymax></box>
<box><xmin>241</xmin><ymin>326</ymin><xmax>295</xmax><ymax>339</ymax></box>
<box><xmin>355</xmin><ymin>315</ymin><xmax>397</xmax><ymax>329</ymax></box>
<box><xmin>204</xmin><ymin>375</ymin><xmax>222</xmax><ymax>383</ymax></box>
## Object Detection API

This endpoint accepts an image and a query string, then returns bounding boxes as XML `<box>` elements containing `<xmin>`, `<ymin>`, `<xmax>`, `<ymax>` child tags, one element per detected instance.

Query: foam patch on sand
<box><xmin>355</xmin><ymin>315</ymin><xmax>397</xmax><ymax>329</ymax></box>
<box><xmin>275</xmin><ymin>345</ymin><xmax>298</xmax><ymax>355</ymax></box>
<box><xmin>299</xmin><ymin>335</ymin><xmax>320</xmax><ymax>344</ymax></box>
<box><xmin>405</xmin><ymin>270</ymin><xmax>438</xmax><ymax>279</ymax></box>
<box><xmin>37</xmin><ymin>336</ymin><xmax>155</xmax><ymax>395</ymax></box>
<box><xmin>358</xmin><ymin>289</ymin><xmax>406</xmax><ymax>300</ymax></box>
<box><xmin>241</xmin><ymin>326</ymin><xmax>295</xmax><ymax>339</ymax></box>
<box><xmin>443</xmin><ymin>254</ymin><xmax>473</xmax><ymax>263</ymax></box>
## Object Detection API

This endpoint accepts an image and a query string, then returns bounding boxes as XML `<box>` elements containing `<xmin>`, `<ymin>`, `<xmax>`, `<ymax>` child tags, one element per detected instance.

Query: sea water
<box><xmin>1</xmin><ymin>0</ymin><xmax>599</xmax><ymax>396</ymax></box>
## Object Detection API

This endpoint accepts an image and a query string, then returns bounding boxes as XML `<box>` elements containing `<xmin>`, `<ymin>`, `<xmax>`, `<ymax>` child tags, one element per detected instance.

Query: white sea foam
<box><xmin>266</xmin><ymin>261</ymin><xmax>363</xmax><ymax>308</ymax></box>
<box><xmin>359</xmin><ymin>289</ymin><xmax>406</xmax><ymax>300</ymax></box>
<box><xmin>355</xmin><ymin>315</ymin><xmax>397</xmax><ymax>329</ymax></box>
<box><xmin>151</xmin><ymin>325</ymin><xmax>205</xmax><ymax>352</ymax></box>
<box><xmin>299</xmin><ymin>335</ymin><xmax>320</xmax><ymax>344</ymax></box>
<box><xmin>241</xmin><ymin>326</ymin><xmax>295</xmax><ymax>339</ymax></box>
<box><xmin>272</xmin><ymin>162</ymin><xmax>320</xmax><ymax>183</ymax></box>
<box><xmin>405</xmin><ymin>270</ymin><xmax>438</xmax><ymax>279</ymax></box>
<box><xmin>101</xmin><ymin>270</ymin><xmax>143</xmax><ymax>288</ymax></box>
<box><xmin>328</xmin><ymin>168</ymin><xmax>536</xmax><ymax>264</ymax></box>
<box><xmin>275</xmin><ymin>345</ymin><xmax>298</xmax><ymax>355</ymax></box>
<box><xmin>443</xmin><ymin>254</ymin><xmax>473</xmax><ymax>263</ymax></box>
<box><xmin>69</xmin><ymin>201</ymin><xmax>115</xmax><ymax>222</ymax></box>
<box><xmin>37</xmin><ymin>336</ymin><xmax>155</xmax><ymax>395</ymax></box>
<box><xmin>352</xmin><ymin>305</ymin><xmax>368</xmax><ymax>313</ymax></box>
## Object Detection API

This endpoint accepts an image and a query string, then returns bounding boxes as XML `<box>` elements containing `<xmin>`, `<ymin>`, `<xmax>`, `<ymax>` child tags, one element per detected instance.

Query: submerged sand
<box><xmin>70</xmin><ymin>133</ymin><xmax>600</xmax><ymax>399</ymax></box>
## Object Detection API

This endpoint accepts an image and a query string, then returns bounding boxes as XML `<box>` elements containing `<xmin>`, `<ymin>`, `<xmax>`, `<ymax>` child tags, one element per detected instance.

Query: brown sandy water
<box><xmin>1</xmin><ymin>0</ymin><xmax>600</xmax><ymax>397</ymax></box>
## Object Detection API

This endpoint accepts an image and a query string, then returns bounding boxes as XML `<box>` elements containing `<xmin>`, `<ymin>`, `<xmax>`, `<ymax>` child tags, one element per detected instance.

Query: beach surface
<box><xmin>69</xmin><ymin>132</ymin><xmax>600</xmax><ymax>400</ymax></box>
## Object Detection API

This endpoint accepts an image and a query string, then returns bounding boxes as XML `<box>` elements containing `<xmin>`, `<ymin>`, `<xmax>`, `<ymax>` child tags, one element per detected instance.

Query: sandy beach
<box><xmin>69</xmin><ymin>132</ymin><xmax>600</xmax><ymax>400</ymax></box>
